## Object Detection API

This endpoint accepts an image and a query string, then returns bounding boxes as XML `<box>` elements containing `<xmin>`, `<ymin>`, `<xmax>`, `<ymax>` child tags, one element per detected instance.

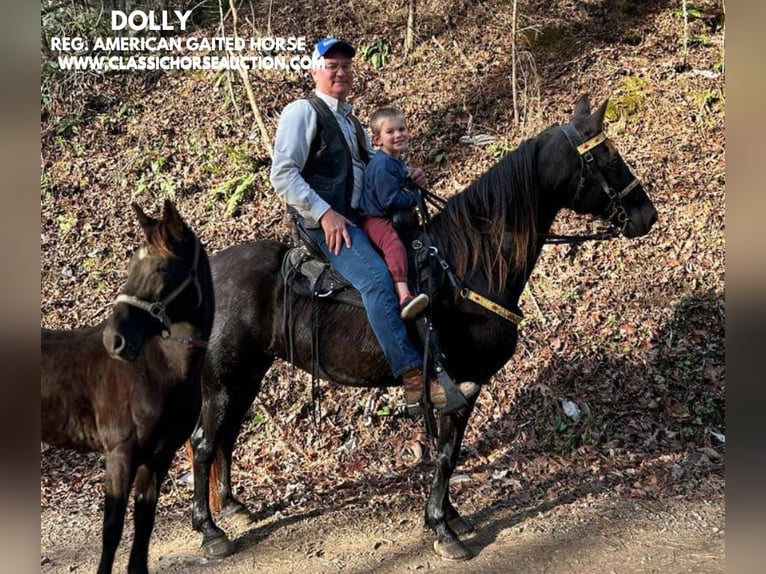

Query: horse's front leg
<box><xmin>426</xmin><ymin>404</ymin><xmax>475</xmax><ymax>561</ymax></box>
<box><xmin>97</xmin><ymin>447</ymin><xmax>136</xmax><ymax>574</ymax></box>
<box><xmin>127</xmin><ymin>458</ymin><xmax>171</xmax><ymax>574</ymax></box>
<box><xmin>444</xmin><ymin>406</ymin><xmax>476</xmax><ymax>536</ymax></box>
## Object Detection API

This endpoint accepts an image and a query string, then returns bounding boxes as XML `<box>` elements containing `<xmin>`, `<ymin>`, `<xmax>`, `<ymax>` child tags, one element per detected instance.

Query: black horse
<box><xmin>189</xmin><ymin>95</ymin><xmax>658</xmax><ymax>560</ymax></box>
<box><xmin>41</xmin><ymin>200</ymin><xmax>214</xmax><ymax>574</ymax></box>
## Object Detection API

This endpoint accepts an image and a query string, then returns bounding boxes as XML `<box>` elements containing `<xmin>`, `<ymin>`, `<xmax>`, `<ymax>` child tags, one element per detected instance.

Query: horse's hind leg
<box><xmin>190</xmin><ymin>355</ymin><xmax>272</xmax><ymax>557</ymax></box>
<box><xmin>426</xmin><ymin>403</ymin><xmax>476</xmax><ymax>561</ymax></box>
<box><xmin>126</xmin><ymin>456</ymin><xmax>172</xmax><ymax>574</ymax></box>
<box><xmin>190</xmin><ymin>370</ymin><xmax>235</xmax><ymax>558</ymax></box>
<box><xmin>214</xmin><ymin>365</ymin><xmax>271</xmax><ymax>522</ymax></box>
<box><xmin>97</xmin><ymin>447</ymin><xmax>136</xmax><ymax>574</ymax></box>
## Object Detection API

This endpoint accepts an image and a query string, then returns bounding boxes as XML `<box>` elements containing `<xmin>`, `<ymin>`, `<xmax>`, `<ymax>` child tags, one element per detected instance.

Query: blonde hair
<box><xmin>370</xmin><ymin>107</ymin><xmax>405</xmax><ymax>136</ymax></box>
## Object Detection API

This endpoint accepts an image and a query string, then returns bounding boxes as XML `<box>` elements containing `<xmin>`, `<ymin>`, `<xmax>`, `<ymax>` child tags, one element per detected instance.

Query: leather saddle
<box><xmin>281</xmin><ymin>208</ymin><xmax>421</xmax><ymax>308</ymax></box>
<box><xmin>281</xmin><ymin>245</ymin><xmax>363</xmax><ymax>307</ymax></box>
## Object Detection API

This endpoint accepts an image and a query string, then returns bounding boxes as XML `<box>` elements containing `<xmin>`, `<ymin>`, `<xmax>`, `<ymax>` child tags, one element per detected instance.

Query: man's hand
<box><xmin>320</xmin><ymin>208</ymin><xmax>355</xmax><ymax>255</ymax></box>
<box><xmin>407</xmin><ymin>167</ymin><xmax>428</xmax><ymax>188</ymax></box>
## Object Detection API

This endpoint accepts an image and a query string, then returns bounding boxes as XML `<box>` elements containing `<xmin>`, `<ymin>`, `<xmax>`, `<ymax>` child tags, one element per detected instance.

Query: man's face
<box><xmin>311</xmin><ymin>48</ymin><xmax>354</xmax><ymax>101</ymax></box>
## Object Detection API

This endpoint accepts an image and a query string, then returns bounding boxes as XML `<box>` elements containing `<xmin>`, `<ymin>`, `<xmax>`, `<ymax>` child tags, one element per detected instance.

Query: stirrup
<box><xmin>405</xmin><ymin>381</ymin><xmax>480</xmax><ymax>417</ymax></box>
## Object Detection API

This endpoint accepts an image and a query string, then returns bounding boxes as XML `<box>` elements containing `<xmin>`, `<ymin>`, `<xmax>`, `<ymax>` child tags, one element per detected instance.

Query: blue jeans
<box><xmin>307</xmin><ymin>225</ymin><xmax>422</xmax><ymax>378</ymax></box>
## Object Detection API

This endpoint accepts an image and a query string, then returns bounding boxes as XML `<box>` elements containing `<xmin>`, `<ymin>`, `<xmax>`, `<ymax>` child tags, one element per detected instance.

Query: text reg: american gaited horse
<box><xmin>41</xmin><ymin>200</ymin><xmax>214</xmax><ymax>574</ymax></box>
<box><xmin>189</xmin><ymin>95</ymin><xmax>658</xmax><ymax>560</ymax></box>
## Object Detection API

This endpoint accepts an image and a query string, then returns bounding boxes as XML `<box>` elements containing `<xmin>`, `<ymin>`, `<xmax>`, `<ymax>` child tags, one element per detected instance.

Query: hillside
<box><xmin>41</xmin><ymin>0</ymin><xmax>725</xmax><ymax>572</ymax></box>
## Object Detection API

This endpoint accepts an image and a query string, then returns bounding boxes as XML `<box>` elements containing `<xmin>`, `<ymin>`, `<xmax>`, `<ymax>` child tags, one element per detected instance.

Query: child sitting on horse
<box><xmin>358</xmin><ymin>106</ymin><xmax>429</xmax><ymax>320</ymax></box>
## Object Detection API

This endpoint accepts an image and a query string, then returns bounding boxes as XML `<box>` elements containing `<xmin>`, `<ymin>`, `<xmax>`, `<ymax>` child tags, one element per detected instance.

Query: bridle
<box><xmin>558</xmin><ymin>122</ymin><xmax>641</xmax><ymax>238</ymax></box>
<box><xmin>113</xmin><ymin>238</ymin><xmax>207</xmax><ymax>348</ymax></box>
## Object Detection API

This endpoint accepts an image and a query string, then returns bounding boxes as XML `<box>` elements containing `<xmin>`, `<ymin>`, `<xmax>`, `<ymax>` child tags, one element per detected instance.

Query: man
<box><xmin>270</xmin><ymin>36</ymin><xmax>477</xmax><ymax>412</ymax></box>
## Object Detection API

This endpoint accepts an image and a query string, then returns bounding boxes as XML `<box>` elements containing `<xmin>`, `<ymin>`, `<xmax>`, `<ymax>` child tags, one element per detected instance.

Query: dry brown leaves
<box><xmin>41</xmin><ymin>0</ymin><xmax>724</xmax><ymax>525</ymax></box>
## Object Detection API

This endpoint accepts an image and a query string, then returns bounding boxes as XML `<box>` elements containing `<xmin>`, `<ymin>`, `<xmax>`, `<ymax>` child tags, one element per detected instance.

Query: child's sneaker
<box><xmin>400</xmin><ymin>293</ymin><xmax>429</xmax><ymax>320</ymax></box>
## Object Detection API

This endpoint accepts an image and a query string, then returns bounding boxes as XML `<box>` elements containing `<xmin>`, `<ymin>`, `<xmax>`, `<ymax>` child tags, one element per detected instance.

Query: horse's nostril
<box><xmin>111</xmin><ymin>333</ymin><xmax>126</xmax><ymax>354</ymax></box>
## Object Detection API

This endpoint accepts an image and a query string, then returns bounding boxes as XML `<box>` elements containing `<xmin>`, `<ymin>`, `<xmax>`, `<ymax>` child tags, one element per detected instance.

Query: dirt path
<box><xmin>41</xmin><ymin>491</ymin><xmax>724</xmax><ymax>574</ymax></box>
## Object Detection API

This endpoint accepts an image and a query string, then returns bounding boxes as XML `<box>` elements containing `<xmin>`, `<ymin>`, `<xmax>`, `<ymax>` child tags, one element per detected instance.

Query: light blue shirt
<box><xmin>270</xmin><ymin>90</ymin><xmax>374</xmax><ymax>226</ymax></box>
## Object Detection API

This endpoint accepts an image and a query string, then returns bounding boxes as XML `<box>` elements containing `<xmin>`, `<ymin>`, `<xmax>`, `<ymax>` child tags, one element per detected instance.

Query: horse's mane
<box><xmin>432</xmin><ymin>134</ymin><xmax>545</xmax><ymax>295</ymax></box>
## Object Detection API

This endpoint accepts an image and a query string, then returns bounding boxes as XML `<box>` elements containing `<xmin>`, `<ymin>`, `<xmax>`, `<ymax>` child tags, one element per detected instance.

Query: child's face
<box><xmin>374</xmin><ymin>116</ymin><xmax>409</xmax><ymax>156</ymax></box>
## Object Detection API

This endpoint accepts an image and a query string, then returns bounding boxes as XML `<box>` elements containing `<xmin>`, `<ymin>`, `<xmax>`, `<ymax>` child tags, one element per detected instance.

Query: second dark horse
<box><xmin>190</xmin><ymin>95</ymin><xmax>658</xmax><ymax>560</ymax></box>
<box><xmin>41</xmin><ymin>201</ymin><xmax>214</xmax><ymax>574</ymax></box>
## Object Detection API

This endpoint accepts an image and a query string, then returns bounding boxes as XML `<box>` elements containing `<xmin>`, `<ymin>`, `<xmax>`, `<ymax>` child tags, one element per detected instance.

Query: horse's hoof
<box><xmin>448</xmin><ymin>515</ymin><xmax>475</xmax><ymax>535</ymax></box>
<box><xmin>202</xmin><ymin>534</ymin><xmax>234</xmax><ymax>558</ymax></box>
<box><xmin>433</xmin><ymin>538</ymin><xmax>472</xmax><ymax>561</ymax></box>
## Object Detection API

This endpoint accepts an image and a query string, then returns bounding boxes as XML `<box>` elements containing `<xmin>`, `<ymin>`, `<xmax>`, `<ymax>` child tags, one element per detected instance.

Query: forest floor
<box><xmin>41</xmin><ymin>0</ymin><xmax>725</xmax><ymax>572</ymax></box>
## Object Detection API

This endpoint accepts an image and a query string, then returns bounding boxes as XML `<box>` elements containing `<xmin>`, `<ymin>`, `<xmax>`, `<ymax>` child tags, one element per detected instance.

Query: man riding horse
<box><xmin>270</xmin><ymin>36</ymin><xmax>479</xmax><ymax>412</ymax></box>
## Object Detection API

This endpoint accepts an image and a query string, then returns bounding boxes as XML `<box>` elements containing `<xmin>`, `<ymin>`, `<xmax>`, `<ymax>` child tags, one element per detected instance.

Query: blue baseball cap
<box><xmin>313</xmin><ymin>37</ymin><xmax>356</xmax><ymax>59</ymax></box>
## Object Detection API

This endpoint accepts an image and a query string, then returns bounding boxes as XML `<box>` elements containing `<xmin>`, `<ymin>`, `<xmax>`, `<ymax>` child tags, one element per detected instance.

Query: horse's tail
<box><xmin>184</xmin><ymin>439</ymin><xmax>223</xmax><ymax>514</ymax></box>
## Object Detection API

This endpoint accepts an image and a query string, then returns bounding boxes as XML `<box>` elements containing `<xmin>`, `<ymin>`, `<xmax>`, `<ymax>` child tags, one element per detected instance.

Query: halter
<box><xmin>560</xmin><ymin>123</ymin><xmax>641</xmax><ymax>234</ymax></box>
<box><xmin>114</xmin><ymin>238</ymin><xmax>207</xmax><ymax>348</ymax></box>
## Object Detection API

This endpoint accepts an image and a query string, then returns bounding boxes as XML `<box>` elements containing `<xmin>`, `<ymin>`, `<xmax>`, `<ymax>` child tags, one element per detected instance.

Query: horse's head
<box><xmin>560</xmin><ymin>94</ymin><xmax>658</xmax><ymax>238</ymax></box>
<box><xmin>102</xmin><ymin>199</ymin><xmax>209</xmax><ymax>361</ymax></box>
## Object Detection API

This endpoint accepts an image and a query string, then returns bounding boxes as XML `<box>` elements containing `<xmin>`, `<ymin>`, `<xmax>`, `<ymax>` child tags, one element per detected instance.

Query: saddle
<box><xmin>280</xmin><ymin>245</ymin><xmax>362</xmax><ymax>307</ymax></box>
<box><xmin>281</xmin><ymin>207</ymin><xmax>420</xmax><ymax>307</ymax></box>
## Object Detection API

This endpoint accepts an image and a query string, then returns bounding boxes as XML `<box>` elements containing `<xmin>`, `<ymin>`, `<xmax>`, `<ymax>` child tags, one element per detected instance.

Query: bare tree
<box><xmin>404</xmin><ymin>0</ymin><xmax>416</xmax><ymax>56</ymax></box>
<box><xmin>220</xmin><ymin>0</ymin><xmax>272</xmax><ymax>156</ymax></box>
<box><xmin>511</xmin><ymin>0</ymin><xmax>518</xmax><ymax>126</ymax></box>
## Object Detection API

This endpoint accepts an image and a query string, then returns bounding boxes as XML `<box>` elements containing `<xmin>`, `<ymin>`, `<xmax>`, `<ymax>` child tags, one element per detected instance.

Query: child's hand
<box><xmin>407</xmin><ymin>167</ymin><xmax>428</xmax><ymax>188</ymax></box>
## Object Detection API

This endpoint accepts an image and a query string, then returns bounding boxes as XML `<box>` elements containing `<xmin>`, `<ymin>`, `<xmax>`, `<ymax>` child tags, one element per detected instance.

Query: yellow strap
<box><xmin>577</xmin><ymin>132</ymin><xmax>607</xmax><ymax>155</ymax></box>
<box><xmin>461</xmin><ymin>289</ymin><xmax>523</xmax><ymax>324</ymax></box>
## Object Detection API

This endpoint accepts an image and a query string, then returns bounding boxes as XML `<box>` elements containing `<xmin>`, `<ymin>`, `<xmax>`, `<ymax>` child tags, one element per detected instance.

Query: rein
<box><xmin>114</xmin><ymin>238</ymin><xmax>208</xmax><ymax>348</ymax></box>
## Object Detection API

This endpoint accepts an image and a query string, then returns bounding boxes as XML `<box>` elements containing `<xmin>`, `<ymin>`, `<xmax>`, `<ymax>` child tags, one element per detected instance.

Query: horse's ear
<box><xmin>161</xmin><ymin>199</ymin><xmax>187</xmax><ymax>240</ymax></box>
<box><xmin>573</xmin><ymin>94</ymin><xmax>591</xmax><ymax>118</ymax></box>
<box><xmin>132</xmin><ymin>202</ymin><xmax>158</xmax><ymax>239</ymax></box>
<box><xmin>593</xmin><ymin>99</ymin><xmax>609</xmax><ymax>129</ymax></box>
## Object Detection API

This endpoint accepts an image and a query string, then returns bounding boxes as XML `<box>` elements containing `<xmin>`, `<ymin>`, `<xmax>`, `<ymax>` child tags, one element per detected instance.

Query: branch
<box><xmin>224</xmin><ymin>0</ymin><xmax>273</xmax><ymax>157</ymax></box>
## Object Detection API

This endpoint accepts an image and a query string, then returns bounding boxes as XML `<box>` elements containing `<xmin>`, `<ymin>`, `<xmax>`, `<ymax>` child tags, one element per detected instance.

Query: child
<box><xmin>358</xmin><ymin>107</ymin><xmax>429</xmax><ymax>320</ymax></box>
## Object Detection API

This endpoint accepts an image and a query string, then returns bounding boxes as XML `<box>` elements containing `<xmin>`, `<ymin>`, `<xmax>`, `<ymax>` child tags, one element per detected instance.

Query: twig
<box><xmin>404</xmin><ymin>0</ymin><xmax>417</xmax><ymax>56</ymax></box>
<box><xmin>256</xmin><ymin>398</ymin><xmax>310</xmax><ymax>459</ymax></box>
<box><xmin>431</xmin><ymin>36</ymin><xmax>447</xmax><ymax>51</ymax></box>
<box><xmin>511</xmin><ymin>0</ymin><xmax>519</xmax><ymax>126</ymax></box>
<box><xmin>523</xmin><ymin>283</ymin><xmax>547</xmax><ymax>327</ymax></box>
<box><xmin>89</xmin><ymin>301</ymin><xmax>112</xmax><ymax>321</ymax></box>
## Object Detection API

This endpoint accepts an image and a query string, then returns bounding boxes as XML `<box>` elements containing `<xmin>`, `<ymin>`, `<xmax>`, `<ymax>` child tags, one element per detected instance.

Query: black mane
<box><xmin>432</xmin><ymin>133</ymin><xmax>548</xmax><ymax>294</ymax></box>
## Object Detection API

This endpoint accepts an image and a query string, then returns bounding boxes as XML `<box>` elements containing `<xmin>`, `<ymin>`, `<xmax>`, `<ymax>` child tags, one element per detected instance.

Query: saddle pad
<box><xmin>281</xmin><ymin>246</ymin><xmax>363</xmax><ymax>308</ymax></box>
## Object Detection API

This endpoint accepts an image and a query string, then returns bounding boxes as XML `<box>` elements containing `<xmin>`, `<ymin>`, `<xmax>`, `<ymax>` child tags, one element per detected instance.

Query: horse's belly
<box><xmin>40</xmin><ymin>396</ymin><xmax>102</xmax><ymax>453</ymax></box>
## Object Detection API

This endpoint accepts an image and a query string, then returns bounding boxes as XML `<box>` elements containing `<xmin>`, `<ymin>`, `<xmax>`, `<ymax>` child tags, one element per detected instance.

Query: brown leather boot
<box><xmin>401</xmin><ymin>368</ymin><xmax>479</xmax><ymax>412</ymax></box>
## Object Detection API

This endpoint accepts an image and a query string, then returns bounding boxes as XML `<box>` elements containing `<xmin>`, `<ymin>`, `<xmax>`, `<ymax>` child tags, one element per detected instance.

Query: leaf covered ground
<box><xmin>41</xmin><ymin>0</ymin><xmax>725</xmax><ymax>571</ymax></box>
